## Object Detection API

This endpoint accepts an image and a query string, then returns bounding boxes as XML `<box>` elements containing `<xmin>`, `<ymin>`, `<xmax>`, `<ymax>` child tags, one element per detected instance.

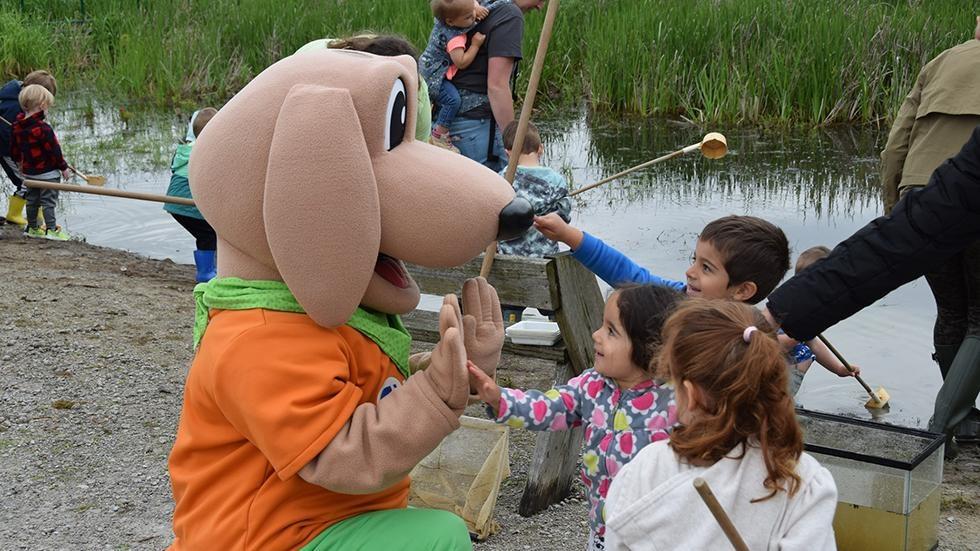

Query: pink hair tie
<box><xmin>743</xmin><ymin>326</ymin><xmax>758</xmax><ymax>343</ymax></box>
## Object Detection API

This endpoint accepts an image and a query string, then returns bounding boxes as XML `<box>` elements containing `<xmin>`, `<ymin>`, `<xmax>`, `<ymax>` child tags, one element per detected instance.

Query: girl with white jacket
<box><xmin>604</xmin><ymin>300</ymin><xmax>839</xmax><ymax>550</ymax></box>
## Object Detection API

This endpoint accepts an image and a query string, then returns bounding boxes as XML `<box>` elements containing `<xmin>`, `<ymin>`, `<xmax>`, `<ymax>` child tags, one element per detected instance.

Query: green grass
<box><xmin>2</xmin><ymin>0</ymin><xmax>974</xmax><ymax>125</ymax></box>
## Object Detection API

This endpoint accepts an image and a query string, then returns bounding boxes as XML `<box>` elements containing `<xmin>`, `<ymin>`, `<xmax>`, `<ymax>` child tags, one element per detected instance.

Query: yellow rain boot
<box><xmin>5</xmin><ymin>195</ymin><xmax>27</xmax><ymax>227</ymax></box>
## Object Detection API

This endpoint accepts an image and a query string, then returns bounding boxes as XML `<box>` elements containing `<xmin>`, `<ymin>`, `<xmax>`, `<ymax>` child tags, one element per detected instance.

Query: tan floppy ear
<box><xmin>264</xmin><ymin>84</ymin><xmax>381</xmax><ymax>327</ymax></box>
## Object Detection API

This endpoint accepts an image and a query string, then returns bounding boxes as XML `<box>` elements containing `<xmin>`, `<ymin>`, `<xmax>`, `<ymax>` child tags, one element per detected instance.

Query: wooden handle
<box><xmin>23</xmin><ymin>179</ymin><xmax>195</xmax><ymax>206</ymax></box>
<box><xmin>569</xmin><ymin>147</ymin><xmax>689</xmax><ymax>197</ymax></box>
<box><xmin>480</xmin><ymin>0</ymin><xmax>561</xmax><ymax>279</ymax></box>
<box><xmin>68</xmin><ymin>164</ymin><xmax>89</xmax><ymax>180</ymax></box>
<box><xmin>693</xmin><ymin>478</ymin><xmax>750</xmax><ymax>551</ymax></box>
<box><xmin>816</xmin><ymin>334</ymin><xmax>880</xmax><ymax>404</ymax></box>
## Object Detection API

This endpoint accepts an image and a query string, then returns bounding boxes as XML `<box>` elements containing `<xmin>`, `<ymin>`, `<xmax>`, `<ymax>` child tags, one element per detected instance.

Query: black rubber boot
<box><xmin>929</xmin><ymin>336</ymin><xmax>980</xmax><ymax>440</ymax></box>
<box><xmin>955</xmin><ymin>408</ymin><xmax>980</xmax><ymax>444</ymax></box>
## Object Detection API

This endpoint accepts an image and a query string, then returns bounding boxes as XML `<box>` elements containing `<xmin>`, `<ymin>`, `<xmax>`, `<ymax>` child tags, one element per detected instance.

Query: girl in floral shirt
<box><xmin>469</xmin><ymin>284</ymin><xmax>683</xmax><ymax>550</ymax></box>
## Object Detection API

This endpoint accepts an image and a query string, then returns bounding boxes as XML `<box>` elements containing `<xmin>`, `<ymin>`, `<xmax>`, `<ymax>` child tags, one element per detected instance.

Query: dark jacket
<box><xmin>768</xmin><ymin>125</ymin><xmax>980</xmax><ymax>341</ymax></box>
<box><xmin>10</xmin><ymin>111</ymin><xmax>68</xmax><ymax>175</ymax></box>
<box><xmin>0</xmin><ymin>79</ymin><xmax>22</xmax><ymax>151</ymax></box>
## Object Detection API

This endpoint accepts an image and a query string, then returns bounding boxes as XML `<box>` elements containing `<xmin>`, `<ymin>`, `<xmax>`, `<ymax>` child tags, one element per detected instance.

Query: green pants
<box><xmin>300</xmin><ymin>508</ymin><xmax>472</xmax><ymax>551</ymax></box>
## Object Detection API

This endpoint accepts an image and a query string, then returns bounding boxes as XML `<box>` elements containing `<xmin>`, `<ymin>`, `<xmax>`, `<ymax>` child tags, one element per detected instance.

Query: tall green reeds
<box><xmin>2</xmin><ymin>0</ymin><xmax>972</xmax><ymax>125</ymax></box>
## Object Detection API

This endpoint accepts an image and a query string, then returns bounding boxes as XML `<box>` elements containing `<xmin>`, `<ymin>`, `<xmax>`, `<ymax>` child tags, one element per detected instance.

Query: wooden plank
<box><xmin>548</xmin><ymin>253</ymin><xmax>604</xmax><ymax>376</ymax></box>
<box><xmin>406</xmin><ymin>254</ymin><xmax>556</xmax><ymax>310</ymax></box>
<box><xmin>518</xmin><ymin>361</ymin><xmax>585</xmax><ymax>516</ymax></box>
<box><xmin>402</xmin><ymin>309</ymin><xmax>568</xmax><ymax>362</ymax></box>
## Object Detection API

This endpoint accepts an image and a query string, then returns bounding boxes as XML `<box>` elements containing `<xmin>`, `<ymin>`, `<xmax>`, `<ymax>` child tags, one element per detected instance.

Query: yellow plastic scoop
<box><xmin>699</xmin><ymin>132</ymin><xmax>728</xmax><ymax>159</ymax></box>
<box><xmin>69</xmin><ymin>165</ymin><xmax>107</xmax><ymax>186</ymax></box>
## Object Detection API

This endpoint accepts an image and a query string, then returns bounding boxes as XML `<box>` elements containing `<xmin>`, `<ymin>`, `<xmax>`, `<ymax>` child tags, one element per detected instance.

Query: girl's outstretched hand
<box><xmin>467</xmin><ymin>361</ymin><xmax>502</xmax><ymax>415</ymax></box>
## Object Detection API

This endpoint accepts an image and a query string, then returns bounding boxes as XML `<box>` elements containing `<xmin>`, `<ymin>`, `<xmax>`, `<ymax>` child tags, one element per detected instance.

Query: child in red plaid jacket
<box><xmin>10</xmin><ymin>84</ymin><xmax>71</xmax><ymax>239</ymax></box>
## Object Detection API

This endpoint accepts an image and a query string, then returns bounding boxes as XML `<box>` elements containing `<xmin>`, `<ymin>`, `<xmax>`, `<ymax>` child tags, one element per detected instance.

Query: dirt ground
<box><xmin>0</xmin><ymin>226</ymin><xmax>977</xmax><ymax>550</ymax></box>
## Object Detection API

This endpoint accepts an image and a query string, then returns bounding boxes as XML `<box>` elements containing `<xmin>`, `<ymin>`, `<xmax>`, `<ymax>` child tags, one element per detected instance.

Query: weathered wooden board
<box><xmin>406</xmin><ymin>254</ymin><xmax>556</xmax><ymax>310</ymax></box>
<box><xmin>548</xmin><ymin>253</ymin><xmax>604</xmax><ymax>376</ymax></box>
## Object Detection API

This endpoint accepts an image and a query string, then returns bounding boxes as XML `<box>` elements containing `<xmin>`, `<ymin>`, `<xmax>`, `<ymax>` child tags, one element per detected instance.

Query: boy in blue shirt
<box><xmin>535</xmin><ymin>213</ymin><xmax>786</xmax><ymax>303</ymax></box>
<box><xmin>535</xmin><ymin>214</ymin><xmax>860</xmax><ymax>391</ymax></box>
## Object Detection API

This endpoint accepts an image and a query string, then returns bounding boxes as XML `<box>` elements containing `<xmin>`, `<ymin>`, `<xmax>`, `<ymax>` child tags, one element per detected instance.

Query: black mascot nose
<box><xmin>496</xmin><ymin>197</ymin><xmax>534</xmax><ymax>242</ymax></box>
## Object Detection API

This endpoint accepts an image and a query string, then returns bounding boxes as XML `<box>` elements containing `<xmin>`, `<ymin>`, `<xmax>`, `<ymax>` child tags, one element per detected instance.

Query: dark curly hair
<box><xmin>613</xmin><ymin>284</ymin><xmax>685</xmax><ymax>372</ymax></box>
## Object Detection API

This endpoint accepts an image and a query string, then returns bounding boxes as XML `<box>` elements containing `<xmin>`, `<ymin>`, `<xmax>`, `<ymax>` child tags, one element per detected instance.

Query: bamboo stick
<box><xmin>570</xmin><ymin>133</ymin><xmax>728</xmax><ymax>197</ymax></box>
<box><xmin>816</xmin><ymin>334</ymin><xmax>890</xmax><ymax>408</ymax></box>
<box><xmin>23</xmin><ymin>179</ymin><xmax>195</xmax><ymax>206</ymax></box>
<box><xmin>693</xmin><ymin>478</ymin><xmax>750</xmax><ymax>551</ymax></box>
<box><xmin>479</xmin><ymin>0</ymin><xmax>561</xmax><ymax>279</ymax></box>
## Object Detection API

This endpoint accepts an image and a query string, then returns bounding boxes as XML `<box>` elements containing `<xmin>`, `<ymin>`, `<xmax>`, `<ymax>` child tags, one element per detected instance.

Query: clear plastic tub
<box><xmin>505</xmin><ymin>320</ymin><xmax>561</xmax><ymax>346</ymax></box>
<box><xmin>797</xmin><ymin>409</ymin><xmax>945</xmax><ymax>551</ymax></box>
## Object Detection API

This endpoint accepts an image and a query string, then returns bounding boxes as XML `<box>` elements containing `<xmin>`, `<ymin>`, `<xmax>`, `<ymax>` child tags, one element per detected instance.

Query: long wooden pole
<box><xmin>479</xmin><ymin>0</ymin><xmax>561</xmax><ymax>278</ymax></box>
<box><xmin>570</xmin><ymin>147</ymin><xmax>691</xmax><ymax>197</ymax></box>
<box><xmin>23</xmin><ymin>179</ymin><xmax>195</xmax><ymax>206</ymax></box>
<box><xmin>693</xmin><ymin>478</ymin><xmax>750</xmax><ymax>551</ymax></box>
<box><xmin>816</xmin><ymin>334</ymin><xmax>887</xmax><ymax>407</ymax></box>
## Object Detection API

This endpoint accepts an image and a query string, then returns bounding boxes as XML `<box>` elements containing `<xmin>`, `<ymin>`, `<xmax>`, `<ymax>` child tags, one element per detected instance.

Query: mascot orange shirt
<box><xmin>170</xmin><ymin>314</ymin><xmax>410</xmax><ymax>548</ymax></box>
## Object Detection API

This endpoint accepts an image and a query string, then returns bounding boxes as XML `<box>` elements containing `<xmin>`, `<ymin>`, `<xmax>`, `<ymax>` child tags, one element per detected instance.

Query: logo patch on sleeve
<box><xmin>378</xmin><ymin>377</ymin><xmax>401</xmax><ymax>400</ymax></box>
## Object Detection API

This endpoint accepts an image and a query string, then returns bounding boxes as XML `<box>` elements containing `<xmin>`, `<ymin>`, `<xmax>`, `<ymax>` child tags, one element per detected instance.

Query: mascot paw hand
<box><xmin>462</xmin><ymin>277</ymin><xmax>504</xmax><ymax>385</ymax></box>
<box><xmin>425</xmin><ymin>297</ymin><xmax>469</xmax><ymax>411</ymax></box>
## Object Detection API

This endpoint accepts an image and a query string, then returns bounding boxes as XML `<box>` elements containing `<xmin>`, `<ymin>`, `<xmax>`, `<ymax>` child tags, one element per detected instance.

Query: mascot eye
<box><xmin>384</xmin><ymin>78</ymin><xmax>408</xmax><ymax>151</ymax></box>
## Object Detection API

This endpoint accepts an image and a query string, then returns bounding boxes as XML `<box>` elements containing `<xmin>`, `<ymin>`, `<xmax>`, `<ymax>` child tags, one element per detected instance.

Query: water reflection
<box><xmin>541</xmin><ymin>113</ymin><xmax>884</xmax><ymax>219</ymax></box>
<box><xmin>20</xmin><ymin>102</ymin><xmax>944</xmax><ymax>428</ymax></box>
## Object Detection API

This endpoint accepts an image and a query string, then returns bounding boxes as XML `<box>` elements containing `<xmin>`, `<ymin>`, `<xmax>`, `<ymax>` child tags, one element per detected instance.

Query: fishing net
<box><xmin>409</xmin><ymin>415</ymin><xmax>511</xmax><ymax>540</ymax></box>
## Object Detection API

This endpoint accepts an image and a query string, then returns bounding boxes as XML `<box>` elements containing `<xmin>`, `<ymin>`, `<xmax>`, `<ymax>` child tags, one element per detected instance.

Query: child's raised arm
<box><xmin>449</xmin><ymin>32</ymin><xmax>486</xmax><ymax>71</ymax></box>
<box><xmin>535</xmin><ymin>212</ymin><xmax>583</xmax><ymax>248</ymax></box>
<box><xmin>807</xmin><ymin>338</ymin><xmax>860</xmax><ymax>378</ymax></box>
<box><xmin>469</xmin><ymin>361</ymin><xmax>586</xmax><ymax>431</ymax></box>
<box><xmin>537</xmin><ymin>213</ymin><xmax>686</xmax><ymax>291</ymax></box>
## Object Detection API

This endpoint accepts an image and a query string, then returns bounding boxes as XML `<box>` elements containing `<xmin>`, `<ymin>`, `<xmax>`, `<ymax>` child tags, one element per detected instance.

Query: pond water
<box><xmin>19</xmin><ymin>101</ymin><xmax>950</xmax><ymax>429</ymax></box>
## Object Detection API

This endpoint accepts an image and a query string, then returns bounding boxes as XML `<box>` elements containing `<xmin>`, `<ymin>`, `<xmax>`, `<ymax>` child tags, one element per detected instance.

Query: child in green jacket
<box><xmin>165</xmin><ymin>108</ymin><xmax>218</xmax><ymax>282</ymax></box>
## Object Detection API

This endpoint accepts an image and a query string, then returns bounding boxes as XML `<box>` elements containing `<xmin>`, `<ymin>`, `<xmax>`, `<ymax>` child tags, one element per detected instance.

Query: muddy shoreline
<box><xmin>0</xmin><ymin>227</ymin><xmax>976</xmax><ymax>549</ymax></box>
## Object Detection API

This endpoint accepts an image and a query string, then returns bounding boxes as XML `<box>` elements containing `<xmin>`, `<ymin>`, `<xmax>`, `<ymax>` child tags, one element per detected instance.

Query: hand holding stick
<box><xmin>816</xmin><ymin>334</ymin><xmax>890</xmax><ymax>409</ymax></box>
<box><xmin>69</xmin><ymin>165</ymin><xmax>107</xmax><ymax>186</ymax></box>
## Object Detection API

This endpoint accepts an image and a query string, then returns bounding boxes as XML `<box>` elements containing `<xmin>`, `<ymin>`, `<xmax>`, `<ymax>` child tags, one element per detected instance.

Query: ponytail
<box><xmin>658</xmin><ymin>299</ymin><xmax>803</xmax><ymax>500</ymax></box>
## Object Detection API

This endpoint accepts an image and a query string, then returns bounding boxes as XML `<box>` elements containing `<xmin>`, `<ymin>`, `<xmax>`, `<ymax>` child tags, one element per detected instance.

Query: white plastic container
<box><xmin>505</xmin><ymin>320</ymin><xmax>561</xmax><ymax>346</ymax></box>
<box><xmin>520</xmin><ymin>308</ymin><xmax>550</xmax><ymax>322</ymax></box>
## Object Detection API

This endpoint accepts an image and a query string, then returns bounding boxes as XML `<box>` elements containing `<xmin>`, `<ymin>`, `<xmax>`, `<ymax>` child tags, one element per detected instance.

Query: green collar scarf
<box><xmin>193</xmin><ymin>277</ymin><xmax>412</xmax><ymax>377</ymax></box>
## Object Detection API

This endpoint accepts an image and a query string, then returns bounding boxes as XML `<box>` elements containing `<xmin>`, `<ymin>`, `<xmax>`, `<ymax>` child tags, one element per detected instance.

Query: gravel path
<box><xmin>0</xmin><ymin>226</ymin><xmax>975</xmax><ymax>549</ymax></box>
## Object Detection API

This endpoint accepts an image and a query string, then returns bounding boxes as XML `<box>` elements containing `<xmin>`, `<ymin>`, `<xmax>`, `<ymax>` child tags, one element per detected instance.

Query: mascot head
<box><xmin>190</xmin><ymin>49</ymin><xmax>532</xmax><ymax>326</ymax></box>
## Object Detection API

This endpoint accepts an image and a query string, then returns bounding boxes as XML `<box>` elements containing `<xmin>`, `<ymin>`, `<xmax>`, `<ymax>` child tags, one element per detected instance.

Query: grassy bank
<box><xmin>1</xmin><ymin>0</ymin><xmax>973</xmax><ymax>125</ymax></box>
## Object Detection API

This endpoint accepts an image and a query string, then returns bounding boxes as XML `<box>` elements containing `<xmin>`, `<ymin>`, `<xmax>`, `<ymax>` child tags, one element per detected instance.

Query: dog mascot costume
<box><xmin>167</xmin><ymin>49</ymin><xmax>533</xmax><ymax>550</ymax></box>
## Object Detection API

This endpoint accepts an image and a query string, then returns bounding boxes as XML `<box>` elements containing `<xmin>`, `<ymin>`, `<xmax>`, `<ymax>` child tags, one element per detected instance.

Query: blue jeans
<box><xmin>448</xmin><ymin>116</ymin><xmax>507</xmax><ymax>172</ymax></box>
<box><xmin>434</xmin><ymin>79</ymin><xmax>461</xmax><ymax>131</ymax></box>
